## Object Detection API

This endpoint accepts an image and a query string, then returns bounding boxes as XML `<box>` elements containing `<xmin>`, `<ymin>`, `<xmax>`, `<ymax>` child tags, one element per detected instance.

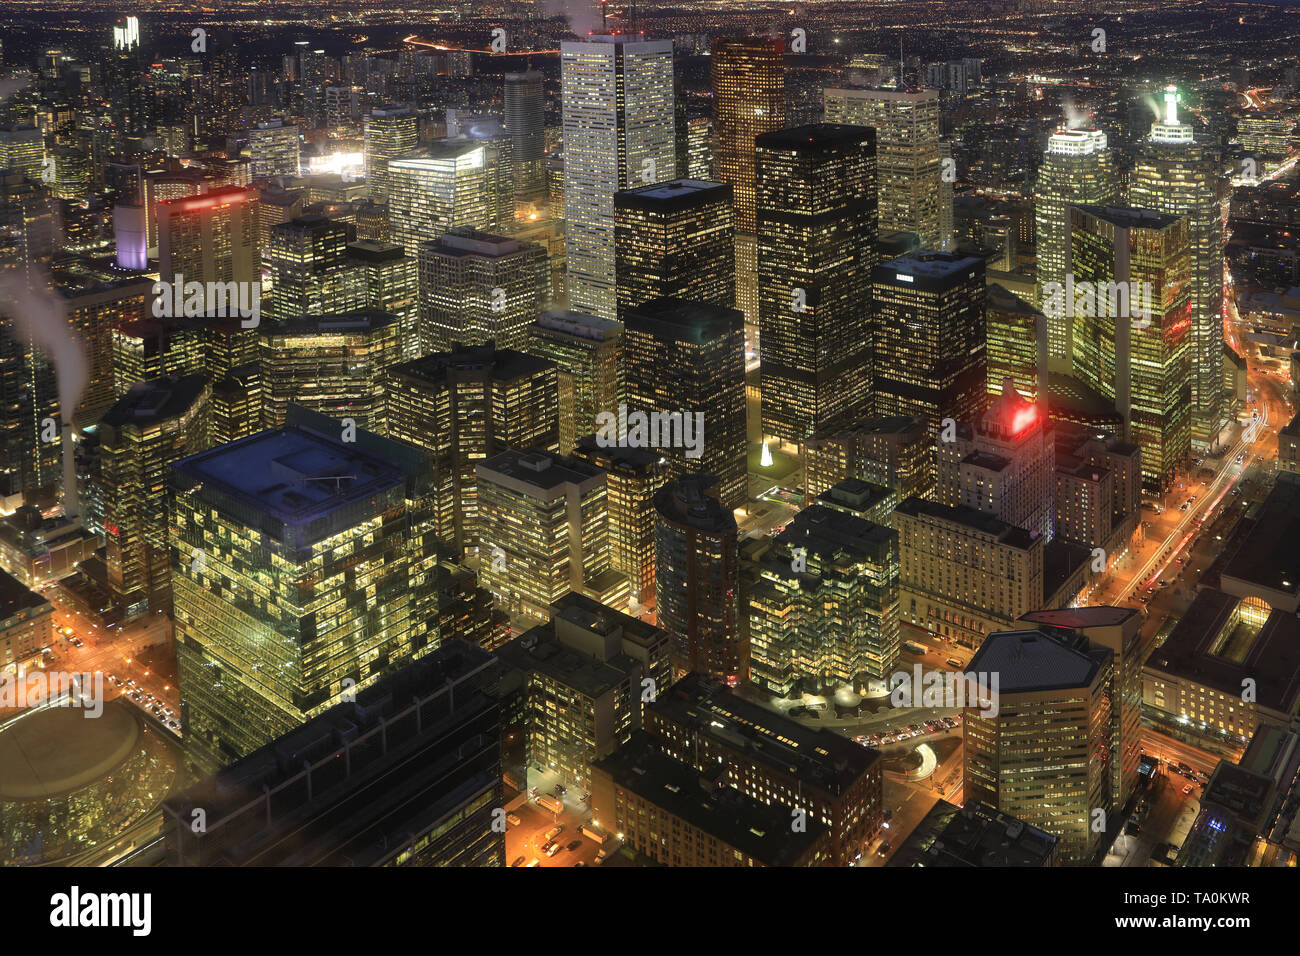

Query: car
<box><xmin>877</xmin><ymin>842</ymin><xmax>892</xmax><ymax>858</ymax></box>
<box><xmin>545</xmin><ymin>843</ymin><xmax>563</xmax><ymax>857</ymax></box>
<box><xmin>566</xmin><ymin>840</ymin><xmax>582</xmax><ymax>851</ymax></box>
<box><xmin>540</xmin><ymin>840</ymin><xmax>556</xmax><ymax>853</ymax></box>
<box><xmin>526</xmin><ymin>859</ymin><xmax>540</xmax><ymax>867</ymax></box>
<box><xmin>573</xmin><ymin>861</ymin><xmax>586</xmax><ymax>867</ymax></box>
<box><xmin>506</xmin><ymin>813</ymin><xmax>521</xmax><ymax>827</ymax></box>
<box><xmin>544</xmin><ymin>824</ymin><xmax>565</xmax><ymax>842</ymax></box>
<box><xmin>1182</xmin><ymin>784</ymin><xmax>1194</xmax><ymax>795</ymax></box>
<box><xmin>595</xmin><ymin>849</ymin><xmax>607</xmax><ymax>862</ymax></box>
<box><xmin>510</xmin><ymin>856</ymin><xmax>526</xmax><ymax>867</ymax></box>
<box><xmin>945</xmin><ymin>658</ymin><xmax>964</xmax><ymax>668</ymax></box>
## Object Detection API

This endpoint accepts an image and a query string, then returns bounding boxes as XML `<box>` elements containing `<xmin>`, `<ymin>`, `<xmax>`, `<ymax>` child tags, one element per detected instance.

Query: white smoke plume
<box><xmin>0</xmin><ymin>270</ymin><xmax>90</xmax><ymax>513</ymax></box>
<box><xmin>1061</xmin><ymin>95</ymin><xmax>1090</xmax><ymax>129</ymax></box>
<box><xmin>542</xmin><ymin>0</ymin><xmax>602</xmax><ymax>37</ymax></box>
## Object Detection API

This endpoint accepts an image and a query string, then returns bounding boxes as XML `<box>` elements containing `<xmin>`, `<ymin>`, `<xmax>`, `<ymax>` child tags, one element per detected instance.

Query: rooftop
<box><xmin>895</xmin><ymin>497</ymin><xmax>1038</xmax><ymax>550</ymax></box>
<box><xmin>614</xmin><ymin>178</ymin><xmax>733</xmax><ymax>209</ymax></box>
<box><xmin>886</xmin><ymin>800</ymin><xmax>1057</xmax><ymax>867</ymax></box>
<box><xmin>100</xmin><ymin>374</ymin><xmax>209</xmax><ymax>429</ymax></box>
<box><xmin>968</xmin><ymin>627</ymin><xmax>1107</xmax><ymax>695</ymax></box>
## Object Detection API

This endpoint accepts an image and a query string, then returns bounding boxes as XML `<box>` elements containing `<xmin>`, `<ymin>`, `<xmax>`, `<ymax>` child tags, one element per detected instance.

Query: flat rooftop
<box><xmin>591</xmin><ymin>733</ymin><xmax>829</xmax><ymax>866</ymax></box>
<box><xmin>0</xmin><ymin>567</ymin><xmax>48</xmax><ymax>621</ymax></box>
<box><xmin>386</xmin><ymin>344</ymin><xmax>554</xmax><ymax>385</ymax></box>
<box><xmin>647</xmin><ymin>673</ymin><xmax>879</xmax><ymax>797</ymax></box>
<box><xmin>100</xmin><ymin>374</ymin><xmax>209</xmax><ymax>428</ymax></box>
<box><xmin>614</xmin><ymin>178</ymin><xmax>732</xmax><ymax>209</ymax></box>
<box><xmin>1219</xmin><ymin>471</ymin><xmax>1300</xmax><ymax>605</ymax></box>
<box><xmin>886</xmin><ymin>800</ymin><xmax>1057</xmax><ymax>867</ymax></box>
<box><xmin>623</xmin><ymin>296</ymin><xmax>743</xmax><ymax>345</ymax></box>
<box><xmin>877</xmin><ymin>251</ymin><xmax>984</xmax><ymax>286</ymax></box>
<box><xmin>172</xmin><ymin>425</ymin><xmax>407</xmax><ymax>548</ymax></box>
<box><xmin>968</xmin><ymin>628</ymin><xmax>1106</xmax><ymax>695</ymax></box>
<box><xmin>895</xmin><ymin>497</ymin><xmax>1038</xmax><ymax>550</ymax></box>
<box><xmin>1074</xmin><ymin>204</ymin><xmax>1182</xmax><ymax>231</ymax></box>
<box><xmin>1019</xmin><ymin>606</ymin><xmax>1138</xmax><ymax>630</ymax></box>
<box><xmin>755</xmin><ymin>123</ymin><xmax>877</xmax><ymax>151</ymax></box>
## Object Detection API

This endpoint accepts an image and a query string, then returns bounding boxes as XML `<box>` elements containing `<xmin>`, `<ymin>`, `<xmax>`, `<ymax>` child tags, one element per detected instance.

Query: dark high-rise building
<box><xmin>873</xmin><ymin>251</ymin><xmax>987</xmax><ymax>437</ymax></box>
<box><xmin>504</xmin><ymin>72</ymin><xmax>546</xmax><ymax>202</ymax></box>
<box><xmin>614</xmin><ymin>179</ymin><xmax>735</xmax><ymax>319</ymax></box>
<box><xmin>653</xmin><ymin>475</ymin><xmax>743</xmax><ymax>683</ymax></box>
<box><xmin>383</xmin><ymin>343</ymin><xmax>559</xmax><ymax>555</ymax></box>
<box><xmin>100</xmin><ymin>375</ymin><xmax>211</xmax><ymax>619</ymax></box>
<box><xmin>164</xmin><ymin>640</ymin><xmax>506</xmax><ymax>866</ymax></box>
<box><xmin>624</xmin><ymin>298</ymin><xmax>747</xmax><ymax>508</ymax></box>
<box><xmin>756</xmin><ymin>124</ymin><xmax>877</xmax><ymax>443</ymax></box>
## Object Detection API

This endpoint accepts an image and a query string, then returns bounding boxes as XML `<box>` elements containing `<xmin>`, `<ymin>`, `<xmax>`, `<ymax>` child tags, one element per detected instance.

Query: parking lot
<box><xmin>503</xmin><ymin>781</ymin><xmax>614</xmax><ymax>868</ymax></box>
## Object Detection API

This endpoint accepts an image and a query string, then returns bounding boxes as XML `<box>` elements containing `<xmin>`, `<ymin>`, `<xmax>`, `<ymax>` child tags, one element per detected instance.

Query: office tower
<box><xmin>935</xmin><ymin>382</ymin><xmax>1054</xmax><ymax>541</ymax></box>
<box><xmin>756</xmin><ymin>124</ymin><xmax>877</xmax><ymax>443</ymax></box>
<box><xmin>823</xmin><ymin>87</ymin><xmax>941</xmax><ymax>246</ymax></box>
<box><xmin>641</xmin><ymin>673</ymin><xmax>883</xmax><ymax>866</ymax></box>
<box><xmin>1129</xmin><ymin>87</ymin><xmax>1225</xmax><ymax>448</ymax></box>
<box><xmin>1033</xmin><ymin>128</ymin><xmax>1119</xmax><ymax>364</ymax></box>
<box><xmin>417</xmin><ymin>228</ymin><xmax>548</xmax><ymax>354</ymax></box>
<box><xmin>504</xmin><ymin>72</ymin><xmax>546</xmax><ymax>201</ymax></box>
<box><xmin>264</xmin><ymin>215</ymin><xmax>364</xmax><ymax>323</ymax></box>
<box><xmin>964</xmin><ymin>626</ymin><xmax>1116</xmax><ymax>864</ymax></box>
<box><xmin>561</xmin><ymin>34</ymin><xmax>675</xmax><ymax>319</ymax></box>
<box><xmin>157</xmin><ymin>187</ymin><xmax>259</xmax><ymax>295</ymax></box>
<box><xmin>711</xmin><ymin>36</ymin><xmax>785</xmax><ymax>234</ymax></box>
<box><xmin>249</xmin><ymin>119</ymin><xmax>301</xmax><ymax>180</ymax></box>
<box><xmin>259</xmin><ymin>312</ymin><xmax>402</xmax><ymax>429</ymax></box>
<box><xmin>383</xmin><ymin>344</ymin><xmax>558</xmax><ymax>555</ymax></box>
<box><xmin>49</xmin><ymin>147</ymin><xmax>87</xmax><ymax>202</ymax></box>
<box><xmin>476</xmin><ymin>449</ymin><xmax>628</xmax><ymax>619</ymax></box>
<box><xmin>171</xmin><ymin>408</ymin><xmax>437</xmax><ymax>773</ymax></box>
<box><xmin>387</xmin><ymin>139</ymin><xmax>500</xmax><ymax>263</ymax></box>
<box><xmin>624</xmin><ymin>298</ymin><xmax>747</xmax><ymax>508</ymax></box>
<box><xmin>937</xmin><ymin>141</ymin><xmax>954</xmax><ymax>251</ymax></box>
<box><xmin>986</xmin><ymin>283</ymin><xmax>1048</xmax><ymax>403</ymax></box>
<box><xmin>111</xmin><ymin>318</ymin><xmax>207</xmax><ymax>398</ymax></box>
<box><xmin>803</xmin><ymin>415</ymin><xmax>933</xmax><ymax>501</ymax></box>
<box><xmin>99</xmin><ymin>375</ymin><xmax>211</xmax><ymax>618</ymax></box>
<box><xmin>894</xmin><ymin>496</ymin><xmax>1046</xmax><ymax>648</ymax></box>
<box><xmin>748</xmin><ymin>504</ymin><xmax>900</xmax><ymax>697</ymax></box>
<box><xmin>347</xmin><ymin>239</ymin><xmax>417</xmax><ymax>359</ymax></box>
<box><xmin>164</xmin><ymin>641</ymin><xmax>506</xmax><ymax>866</ymax></box>
<box><xmin>712</xmin><ymin>36</ymin><xmax>786</xmax><ymax>333</ymax></box>
<box><xmin>432</xmin><ymin>554</ymin><xmax>509</xmax><ymax>651</ymax></box>
<box><xmin>0</xmin><ymin>125</ymin><xmax>44</xmax><ymax>181</ymax></box>
<box><xmin>686</xmin><ymin>117</ymin><xmax>711</xmax><ymax>180</ymax></box>
<box><xmin>614</xmin><ymin>179</ymin><xmax>735</xmax><ymax>318</ymax></box>
<box><xmin>873</xmin><ymin>252</ymin><xmax>987</xmax><ymax>436</ymax></box>
<box><xmin>527</xmin><ymin>310</ymin><xmax>623</xmax><ymax>453</ymax></box>
<box><xmin>1068</xmin><ymin>204</ymin><xmax>1191</xmax><ymax>493</ymax></box>
<box><xmin>57</xmin><ymin>279</ymin><xmax>154</xmax><ymax>415</ymax></box>
<box><xmin>654</xmin><ymin>474</ymin><xmax>743</xmax><ymax>683</ymax></box>
<box><xmin>1238</xmin><ymin>114</ymin><xmax>1296</xmax><ymax>176</ymax></box>
<box><xmin>590</xmin><ymin>733</ymin><xmax>835</xmax><ymax>866</ymax></box>
<box><xmin>571</xmin><ymin>436</ymin><xmax>669</xmax><ymax>610</ymax></box>
<box><xmin>1052</xmin><ymin>423</ymin><xmax>1142</xmax><ymax>553</ymax></box>
<box><xmin>496</xmin><ymin>592</ymin><xmax>672</xmax><ymax>789</ymax></box>
<box><xmin>1020</xmin><ymin>606</ymin><xmax>1144</xmax><ymax>815</ymax></box>
<box><xmin>363</xmin><ymin>106</ymin><xmax>418</xmax><ymax>203</ymax></box>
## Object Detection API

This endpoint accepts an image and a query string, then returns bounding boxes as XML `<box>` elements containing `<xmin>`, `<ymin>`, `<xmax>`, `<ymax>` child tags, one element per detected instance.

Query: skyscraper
<box><xmin>624</xmin><ymin>297</ymin><xmax>747</xmax><ymax>508</ymax></box>
<box><xmin>1067</xmin><ymin>204</ymin><xmax>1191</xmax><ymax>493</ymax></box>
<box><xmin>1033</xmin><ymin>128</ymin><xmax>1119</xmax><ymax>366</ymax></box>
<box><xmin>561</xmin><ymin>35</ymin><xmax>675</xmax><ymax>319</ymax></box>
<box><xmin>504</xmin><ymin>72</ymin><xmax>546</xmax><ymax>202</ymax></box>
<box><xmin>985</xmin><ymin>283</ymin><xmax>1048</xmax><ymax>403</ymax></box>
<box><xmin>964</xmin><ymin>626</ymin><xmax>1116</xmax><ymax>864</ymax></box>
<box><xmin>258</xmin><ymin>312</ymin><xmax>402</xmax><ymax>429</ymax></box>
<box><xmin>527</xmin><ymin>310</ymin><xmax>624</xmax><ymax>453</ymax></box>
<box><xmin>382</xmin><ymin>343</ymin><xmax>558</xmax><ymax>555</ymax></box>
<box><xmin>248</xmin><ymin>119</ymin><xmax>301</xmax><ymax>180</ymax></box>
<box><xmin>711</xmin><ymin>36</ymin><xmax>786</xmax><ymax>334</ymax></box>
<box><xmin>614</xmin><ymin>179</ymin><xmax>735</xmax><ymax>319</ymax></box>
<box><xmin>1129</xmin><ymin>86</ymin><xmax>1225</xmax><ymax>449</ymax></box>
<box><xmin>263</xmin><ymin>215</ymin><xmax>364</xmax><ymax>323</ymax></box>
<box><xmin>417</xmin><ymin>228</ymin><xmax>548</xmax><ymax>354</ymax></box>
<box><xmin>748</xmin><ymin>504</ymin><xmax>900</xmax><ymax>696</ymax></box>
<box><xmin>654</xmin><ymin>474</ymin><xmax>744</xmax><ymax>683</ymax></box>
<box><xmin>756</xmin><ymin>124</ymin><xmax>877</xmax><ymax>444</ymax></box>
<box><xmin>387</xmin><ymin>139</ymin><xmax>501</xmax><ymax>265</ymax></box>
<box><xmin>157</xmin><ymin>187</ymin><xmax>259</xmax><ymax>296</ymax></box>
<box><xmin>171</xmin><ymin>410</ymin><xmax>438</xmax><ymax>773</ymax></box>
<box><xmin>363</xmin><ymin>106</ymin><xmax>418</xmax><ymax>203</ymax></box>
<box><xmin>822</xmin><ymin>87</ymin><xmax>941</xmax><ymax>247</ymax></box>
<box><xmin>100</xmin><ymin>375</ymin><xmax>211</xmax><ymax>618</ymax></box>
<box><xmin>476</xmin><ymin>448</ymin><xmax>628</xmax><ymax>620</ymax></box>
<box><xmin>873</xmin><ymin>251</ymin><xmax>987</xmax><ymax>436</ymax></box>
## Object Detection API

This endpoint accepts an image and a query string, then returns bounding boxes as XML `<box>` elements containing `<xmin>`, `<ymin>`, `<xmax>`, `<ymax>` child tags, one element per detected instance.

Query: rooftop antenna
<box><xmin>899</xmin><ymin>34</ymin><xmax>905</xmax><ymax>88</ymax></box>
<box><xmin>601</xmin><ymin>0</ymin><xmax>607</xmax><ymax>32</ymax></box>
